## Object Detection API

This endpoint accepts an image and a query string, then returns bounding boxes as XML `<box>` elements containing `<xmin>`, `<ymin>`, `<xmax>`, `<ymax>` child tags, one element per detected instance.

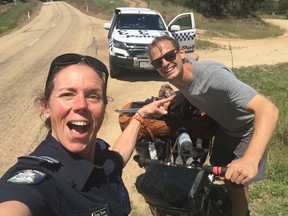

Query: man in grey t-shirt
<box><xmin>148</xmin><ymin>35</ymin><xmax>279</xmax><ymax>216</ymax></box>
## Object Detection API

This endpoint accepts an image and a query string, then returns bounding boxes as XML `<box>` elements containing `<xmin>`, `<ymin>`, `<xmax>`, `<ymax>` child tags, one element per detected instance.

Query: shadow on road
<box><xmin>112</xmin><ymin>69</ymin><xmax>166</xmax><ymax>82</ymax></box>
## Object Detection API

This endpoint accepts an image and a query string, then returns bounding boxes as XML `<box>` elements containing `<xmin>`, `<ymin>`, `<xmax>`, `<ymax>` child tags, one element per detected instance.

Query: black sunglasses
<box><xmin>45</xmin><ymin>53</ymin><xmax>109</xmax><ymax>91</ymax></box>
<box><xmin>151</xmin><ymin>49</ymin><xmax>179</xmax><ymax>69</ymax></box>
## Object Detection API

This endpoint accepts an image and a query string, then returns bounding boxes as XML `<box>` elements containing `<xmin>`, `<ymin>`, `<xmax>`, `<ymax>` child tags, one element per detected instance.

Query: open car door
<box><xmin>168</xmin><ymin>13</ymin><xmax>196</xmax><ymax>52</ymax></box>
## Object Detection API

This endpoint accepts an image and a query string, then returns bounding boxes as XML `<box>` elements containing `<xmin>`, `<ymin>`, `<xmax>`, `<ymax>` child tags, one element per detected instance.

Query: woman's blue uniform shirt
<box><xmin>0</xmin><ymin>133</ymin><xmax>131</xmax><ymax>216</ymax></box>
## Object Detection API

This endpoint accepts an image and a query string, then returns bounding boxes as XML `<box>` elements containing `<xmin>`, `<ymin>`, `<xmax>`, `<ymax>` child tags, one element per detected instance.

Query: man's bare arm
<box><xmin>225</xmin><ymin>94</ymin><xmax>279</xmax><ymax>184</ymax></box>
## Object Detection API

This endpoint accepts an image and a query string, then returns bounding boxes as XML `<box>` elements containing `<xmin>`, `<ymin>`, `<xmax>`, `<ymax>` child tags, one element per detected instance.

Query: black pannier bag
<box><xmin>135</xmin><ymin>162</ymin><xmax>210</xmax><ymax>214</ymax></box>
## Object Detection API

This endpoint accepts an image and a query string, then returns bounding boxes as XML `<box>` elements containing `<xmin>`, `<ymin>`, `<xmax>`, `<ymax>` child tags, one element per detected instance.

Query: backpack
<box><xmin>118</xmin><ymin>97</ymin><xmax>218</xmax><ymax>161</ymax></box>
<box><xmin>118</xmin><ymin>98</ymin><xmax>171</xmax><ymax>141</ymax></box>
<box><xmin>118</xmin><ymin>98</ymin><xmax>218</xmax><ymax>141</ymax></box>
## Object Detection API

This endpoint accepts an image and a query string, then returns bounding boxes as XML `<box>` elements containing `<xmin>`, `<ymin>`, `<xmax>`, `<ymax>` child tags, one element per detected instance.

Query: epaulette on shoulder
<box><xmin>6</xmin><ymin>156</ymin><xmax>61</xmax><ymax>185</ymax></box>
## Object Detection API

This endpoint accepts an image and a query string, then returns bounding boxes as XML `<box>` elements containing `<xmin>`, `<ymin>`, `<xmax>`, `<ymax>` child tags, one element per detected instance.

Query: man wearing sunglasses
<box><xmin>148</xmin><ymin>35</ymin><xmax>279</xmax><ymax>216</ymax></box>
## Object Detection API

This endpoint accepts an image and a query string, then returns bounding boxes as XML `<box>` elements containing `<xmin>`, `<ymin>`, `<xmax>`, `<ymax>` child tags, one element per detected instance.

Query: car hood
<box><xmin>114</xmin><ymin>29</ymin><xmax>171</xmax><ymax>44</ymax></box>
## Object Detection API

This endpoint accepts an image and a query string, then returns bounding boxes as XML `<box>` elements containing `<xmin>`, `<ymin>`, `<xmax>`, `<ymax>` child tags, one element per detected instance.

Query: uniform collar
<box><xmin>35</xmin><ymin>133</ymin><xmax>103</xmax><ymax>191</ymax></box>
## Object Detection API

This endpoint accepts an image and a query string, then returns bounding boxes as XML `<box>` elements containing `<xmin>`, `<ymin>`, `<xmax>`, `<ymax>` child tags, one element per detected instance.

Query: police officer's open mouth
<box><xmin>67</xmin><ymin>121</ymin><xmax>90</xmax><ymax>133</ymax></box>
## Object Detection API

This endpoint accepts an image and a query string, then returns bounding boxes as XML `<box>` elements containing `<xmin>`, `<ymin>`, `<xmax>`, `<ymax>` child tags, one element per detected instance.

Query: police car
<box><xmin>103</xmin><ymin>7</ymin><xmax>196</xmax><ymax>78</ymax></box>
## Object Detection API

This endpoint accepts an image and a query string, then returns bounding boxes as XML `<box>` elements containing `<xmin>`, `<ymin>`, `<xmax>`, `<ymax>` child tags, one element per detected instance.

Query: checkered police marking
<box><xmin>172</xmin><ymin>32</ymin><xmax>195</xmax><ymax>42</ymax></box>
<box><xmin>7</xmin><ymin>169</ymin><xmax>46</xmax><ymax>184</ymax></box>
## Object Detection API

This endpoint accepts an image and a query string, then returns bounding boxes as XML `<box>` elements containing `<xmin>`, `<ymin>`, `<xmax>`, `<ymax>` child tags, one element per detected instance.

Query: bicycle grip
<box><xmin>203</xmin><ymin>165</ymin><xmax>245</xmax><ymax>189</ymax></box>
<box><xmin>203</xmin><ymin>165</ymin><xmax>227</xmax><ymax>176</ymax></box>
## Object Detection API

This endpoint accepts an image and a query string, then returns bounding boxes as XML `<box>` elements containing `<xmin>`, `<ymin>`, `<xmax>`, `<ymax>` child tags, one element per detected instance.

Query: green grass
<box><xmin>146</xmin><ymin>0</ymin><xmax>192</xmax><ymax>19</ymax></box>
<box><xmin>234</xmin><ymin>64</ymin><xmax>288</xmax><ymax>215</ymax></box>
<box><xmin>64</xmin><ymin>0</ymin><xmax>127</xmax><ymax>20</ymax></box>
<box><xmin>196</xmin><ymin>17</ymin><xmax>285</xmax><ymax>39</ymax></box>
<box><xmin>0</xmin><ymin>0</ymin><xmax>40</xmax><ymax>36</ymax></box>
<box><xmin>1</xmin><ymin>0</ymin><xmax>287</xmax><ymax>215</ymax></box>
<box><xmin>195</xmin><ymin>39</ymin><xmax>223</xmax><ymax>50</ymax></box>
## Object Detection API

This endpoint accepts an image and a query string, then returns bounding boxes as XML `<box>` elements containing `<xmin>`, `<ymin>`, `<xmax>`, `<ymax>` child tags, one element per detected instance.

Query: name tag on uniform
<box><xmin>91</xmin><ymin>207</ymin><xmax>108</xmax><ymax>216</ymax></box>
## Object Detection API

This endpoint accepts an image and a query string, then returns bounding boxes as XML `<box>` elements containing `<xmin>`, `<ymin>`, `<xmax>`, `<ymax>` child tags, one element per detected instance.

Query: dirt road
<box><xmin>0</xmin><ymin>1</ymin><xmax>287</xmax><ymax>215</ymax></box>
<box><xmin>198</xmin><ymin>19</ymin><xmax>288</xmax><ymax>68</ymax></box>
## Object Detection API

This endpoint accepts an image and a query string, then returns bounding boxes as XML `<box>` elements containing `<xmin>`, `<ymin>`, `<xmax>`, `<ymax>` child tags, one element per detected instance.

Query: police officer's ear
<box><xmin>41</xmin><ymin>101</ymin><xmax>51</xmax><ymax>119</ymax></box>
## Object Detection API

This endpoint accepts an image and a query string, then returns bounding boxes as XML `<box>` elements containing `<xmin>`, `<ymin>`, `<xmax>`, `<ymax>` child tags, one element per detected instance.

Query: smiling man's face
<box><xmin>43</xmin><ymin>64</ymin><xmax>105</xmax><ymax>154</ymax></box>
<box><xmin>149</xmin><ymin>40</ymin><xmax>185</xmax><ymax>82</ymax></box>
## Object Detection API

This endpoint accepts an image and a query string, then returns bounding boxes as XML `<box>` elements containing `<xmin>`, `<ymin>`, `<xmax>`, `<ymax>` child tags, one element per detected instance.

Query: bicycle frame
<box><xmin>134</xmin><ymin>128</ymin><xmax>232</xmax><ymax>216</ymax></box>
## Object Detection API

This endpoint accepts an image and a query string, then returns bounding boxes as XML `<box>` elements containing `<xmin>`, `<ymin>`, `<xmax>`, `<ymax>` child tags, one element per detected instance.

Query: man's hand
<box><xmin>225</xmin><ymin>157</ymin><xmax>258</xmax><ymax>185</ymax></box>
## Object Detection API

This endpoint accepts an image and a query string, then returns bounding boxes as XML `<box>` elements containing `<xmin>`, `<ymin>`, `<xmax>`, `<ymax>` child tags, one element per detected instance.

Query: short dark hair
<box><xmin>148</xmin><ymin>35</ymin><xmax>180</xmax><ymax>56</ymax></box>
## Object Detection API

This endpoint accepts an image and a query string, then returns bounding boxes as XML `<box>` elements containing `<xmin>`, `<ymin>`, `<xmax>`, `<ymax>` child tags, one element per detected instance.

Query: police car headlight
<box><xmin>113</xmin><ymin>39</ymin><xmax>127</xmax><ymax>50</ymax></box>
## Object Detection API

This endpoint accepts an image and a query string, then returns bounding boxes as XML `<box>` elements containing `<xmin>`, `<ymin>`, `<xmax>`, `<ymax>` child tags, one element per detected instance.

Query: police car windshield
<box><xmin>117</xmin><ymin>14</ymin><xmax>165</xmax><ymax>30</ymax></box>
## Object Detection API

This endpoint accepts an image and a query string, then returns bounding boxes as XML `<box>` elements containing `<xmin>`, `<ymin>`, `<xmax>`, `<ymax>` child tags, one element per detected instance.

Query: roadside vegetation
<box><xmin>1</xmin><ymin>0</ymin><xmax>287</xmax><ymax>215</ymax></box>
<box><xmin>0</xmin><ymin>0</ymin><xmax>41</xmax><ymax>35</ymax></box>
<box><xmin>234</xmin><ymin>64</ymin><xmax>288</xmax><ymax>216</ymax></box>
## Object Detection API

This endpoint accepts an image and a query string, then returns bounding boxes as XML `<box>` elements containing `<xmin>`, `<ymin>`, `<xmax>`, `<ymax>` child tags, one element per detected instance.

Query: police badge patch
<box><xmin>7</xmin><ymin>169</ymin><xmax>46</xmax><ymax>184</ymax></box>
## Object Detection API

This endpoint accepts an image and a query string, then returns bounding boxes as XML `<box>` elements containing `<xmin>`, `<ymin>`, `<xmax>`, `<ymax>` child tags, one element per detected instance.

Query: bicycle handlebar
<box><xmin>133</xmin><ymin>155</ymin><xmax>227</xmax><ymax>176</ymax></box>
<box><xmin>134</xmin><ymin>155</ymin><xmax>244</xmax><ymax>188</ymax></box>
<box><xmin>134</xmin><ymin>155</ymin><xmax>169</xmax><ymax>166</ymax></box>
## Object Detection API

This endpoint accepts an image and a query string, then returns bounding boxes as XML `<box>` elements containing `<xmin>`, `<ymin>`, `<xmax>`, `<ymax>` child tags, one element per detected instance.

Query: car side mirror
<box><xmin>169</xmin><ymin>25</ymin><xmax>181</xmax><ymax>32</ymax></box>
<box><xmin>104</xmin><ymin>23</ymin><xmax>111</xmax><ymax>30</ymax></box>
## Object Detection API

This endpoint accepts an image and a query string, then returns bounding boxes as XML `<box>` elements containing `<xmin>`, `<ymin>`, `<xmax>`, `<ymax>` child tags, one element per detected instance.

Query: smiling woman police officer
<box><xmin>0</xmin><ymin>53</ymin><xmax>171</xmax><ymax>216</ymax></box>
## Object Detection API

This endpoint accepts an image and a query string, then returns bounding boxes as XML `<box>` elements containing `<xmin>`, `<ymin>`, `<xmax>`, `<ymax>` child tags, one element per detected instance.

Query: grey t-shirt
<box><xmin>173</xmin><ymin>57</ymin><xmax>257</xmax><ymax>137</ymax></box>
